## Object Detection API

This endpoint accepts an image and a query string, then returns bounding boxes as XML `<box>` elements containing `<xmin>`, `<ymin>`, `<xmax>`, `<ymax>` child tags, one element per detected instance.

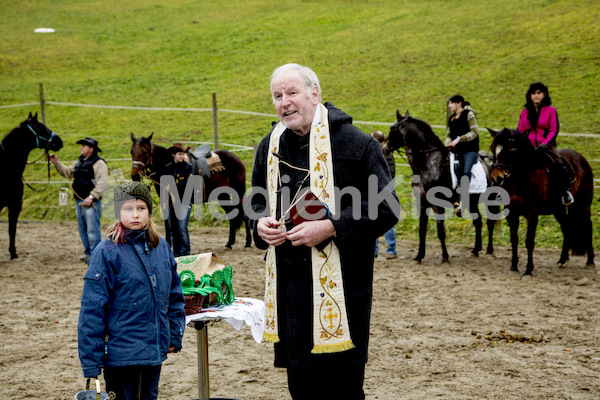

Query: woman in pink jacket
<box><xmin>518</xmin><ymin>82</ymin><xmax>559</xmax><ymax>147</ymax></box>
<box><xmin>517</xmin><ymin>82</ymin><xmax>574</xmax><ymax>205</ymax></box>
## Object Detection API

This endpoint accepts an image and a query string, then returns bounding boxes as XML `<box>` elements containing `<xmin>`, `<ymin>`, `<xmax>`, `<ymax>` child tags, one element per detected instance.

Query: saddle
<box><xmin>449</xmin><ymin>152</ymin><xmax>488</xmax><ymax>194</ymax></box>
<box><xmin>539</xmin><ymin>147</ymin><xmax>576</xmax><ymax>185</ymax></box>
<box><xmin>188</xmin><ymin>144</ymin><xmax>225</xmax><ymax>180</ymax></box>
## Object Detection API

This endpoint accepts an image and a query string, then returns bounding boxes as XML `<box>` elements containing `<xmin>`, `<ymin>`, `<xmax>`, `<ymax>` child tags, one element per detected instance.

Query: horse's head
<box><xmin>386</xmin><ymin>109</ymin><xmax>445</xmax><ymax>155</ymax></box>
<box><xmin>384</xmin><ymin>110</ymin><xmax>411</xmax><ymax>154</ymax></box>
<box><xmin>130</xmin><ymin>132</ymin><xmax>153</xmax><ymax>181</ymax></box>
<box><xmin>23</xmin><ymin>112</ymin><xmax>63</xmax><ymax>152</ymax></box>
<box><xmin>489</xmin><ymin>127</ymin><xmax>532</xmax><ymax>185</ymax></box>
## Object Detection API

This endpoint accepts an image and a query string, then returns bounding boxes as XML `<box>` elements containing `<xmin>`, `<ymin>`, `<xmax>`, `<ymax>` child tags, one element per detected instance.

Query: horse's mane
<box><xmin>493</xmin><ymin>128</ymin><xmax>533</xmax><ymax>151</ymax></box>
<box><xmin>408</xmin><ymin>117</ymin><xmax>446</xmax><ymax>149</ymax></box>
<box><xmin>492</xmin><ymin>128</ymin><xmax>543</xmax><ymax>167</ymax></box>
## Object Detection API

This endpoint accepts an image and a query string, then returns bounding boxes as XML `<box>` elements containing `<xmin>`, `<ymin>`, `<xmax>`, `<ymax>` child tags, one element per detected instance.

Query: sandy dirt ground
<box><xmin>0</xmin><ymin>221</ymin><xmax>598</xmax><ymax>400</ymax></box>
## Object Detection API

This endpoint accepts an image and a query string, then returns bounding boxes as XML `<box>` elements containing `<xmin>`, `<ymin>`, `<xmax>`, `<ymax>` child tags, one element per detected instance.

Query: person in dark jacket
<box><xmin>249</xmin><ymin>63</ymin><xmax>399</xmax><ymax>400</ymax></box>
<box><xmin>78</xmin><ymin>182</ymin><xmax>185</xmax><ymax>400</ymax></box>
<box><xmin>445</xmin><ymin>95</ymin><xmax>480</xmax><ymax>213</ymax></box>
<box><xmin>372</xmin><ymin>130</ymin><xmax>397</xmax><ymax>259</ymax></box>
<box><xmin>49</xmin><ymin>137</ymin><xmax>108</xmax><ymax>262</ymax></box>
<box><xmin>164</xmin><ymin>142</ymin><xmax>194</xmax><ymax>256</ymax></box>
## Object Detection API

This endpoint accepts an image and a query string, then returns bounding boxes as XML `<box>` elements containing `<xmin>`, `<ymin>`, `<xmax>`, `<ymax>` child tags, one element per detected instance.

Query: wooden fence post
<box><xmin>212</xmin><ymin>92</ymin><xmax>219</xmax><ymax>150</ymax></box>
<box><xmin>39</xmin><ymin>83</ymin><xmax>45</xmax><ymax>124</ymax></box>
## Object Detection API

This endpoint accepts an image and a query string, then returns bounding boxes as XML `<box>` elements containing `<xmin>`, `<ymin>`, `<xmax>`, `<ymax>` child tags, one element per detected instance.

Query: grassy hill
<box><xmin>1</xmin><ymin>0</ymin><xmax>599</xmax><ymax>249</ymax></box>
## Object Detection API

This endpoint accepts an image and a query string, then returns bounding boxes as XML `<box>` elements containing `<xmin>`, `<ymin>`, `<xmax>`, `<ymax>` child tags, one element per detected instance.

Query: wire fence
<box><xmin>2</xmin><ymin>99</ymin><xmax>599</xmax><ymax>192</ymax></box>
<box><xmin>2</xmin><ymin>99</ymin><xmax>598</xmax><ymax>137</ymax></box>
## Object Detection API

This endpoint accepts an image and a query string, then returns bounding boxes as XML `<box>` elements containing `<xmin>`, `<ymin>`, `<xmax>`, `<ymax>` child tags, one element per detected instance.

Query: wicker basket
<box><xmin>184</xmin><ymin>294</ymin><xmax>208</xmax><ymax>316</ymax></box>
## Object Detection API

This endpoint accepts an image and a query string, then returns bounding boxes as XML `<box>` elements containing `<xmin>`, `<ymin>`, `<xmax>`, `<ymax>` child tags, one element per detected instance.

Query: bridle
<box><xmin>4</xmin><ymin>122</ymin><xmax>60</xmax><ymax>191</ymax></box>
<box><xmin>129</xmin><ymin>143</ymin><xmax>169</xmax><ymax>203</ymax></box>
<box><xmin>26</xmin><ymin>123</ymin><xmax>57</xmax><ymax>151</ymax></box>
<box><xmin>131</xmin><ymin>142</ymin><xmax>152</xmax><ymax>176</ymax></box>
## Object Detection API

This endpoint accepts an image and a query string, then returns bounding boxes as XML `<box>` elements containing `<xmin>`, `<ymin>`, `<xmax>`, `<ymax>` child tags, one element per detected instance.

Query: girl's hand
<box><xmin>167</xmin><ymin>346</ymin><xmax>176</xmax><ymax>354</ymax></box>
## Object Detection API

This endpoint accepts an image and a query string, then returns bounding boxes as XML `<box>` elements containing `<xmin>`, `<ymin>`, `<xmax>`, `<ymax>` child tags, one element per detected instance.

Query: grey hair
<box><xmin>270</xmin><ymin>63</ymin><xmax>322</xmax><ymax>102</ymax></box>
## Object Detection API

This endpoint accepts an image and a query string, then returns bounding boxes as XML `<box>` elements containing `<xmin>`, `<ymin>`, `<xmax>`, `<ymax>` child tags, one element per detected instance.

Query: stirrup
<box><xmin>562</xmin><ymin>191</ymin><xmax>574</xmax><ymax>206</ymax></box>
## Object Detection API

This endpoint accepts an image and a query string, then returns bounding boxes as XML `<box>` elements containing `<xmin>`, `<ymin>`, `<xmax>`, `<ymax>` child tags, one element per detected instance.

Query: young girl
<box><xmin>78</xmin><ymin>181</ymin><xmax>185</xmax><ymax>400</ymax></box>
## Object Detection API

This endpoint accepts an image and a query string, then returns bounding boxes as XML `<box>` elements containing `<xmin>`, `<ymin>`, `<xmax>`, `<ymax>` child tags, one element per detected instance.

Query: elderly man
<box><xmin>50</xmin><ymin>137</ymin><xmax>108</xmax><ymax>262</ymax></box>
<box><xmin>249</xmin><ymin>63</ymin><xmax>399</xmax><ymax>399</ymax></box>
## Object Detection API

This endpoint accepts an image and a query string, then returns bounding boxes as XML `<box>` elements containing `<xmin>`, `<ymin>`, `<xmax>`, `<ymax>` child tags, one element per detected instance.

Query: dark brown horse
<box><xmin>130</xmin><ymin>133</ymin><xmax>251</xmax><ymax>249</ymax></box>
<box><xmin>385</xmin><ymin>110</ymin><xmax>499</xmax><ymax>263</ymax></box>
<box><xmin>0</xmin><ymin>113</ymin><xmax>63</xmax><ymax>258</ymax></box>
<box><xmin>489</xmin><ymin>128</ymin><xmax>594</xmax><ymax>275</ymax></box>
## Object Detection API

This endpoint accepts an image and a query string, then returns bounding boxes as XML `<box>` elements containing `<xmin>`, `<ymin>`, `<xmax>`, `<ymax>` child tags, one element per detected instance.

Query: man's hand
<box><xmin>82</xmin><ymin>196</ymin><xmax>94</xmax><ymax>207</ymax></box>
<box><xmin>256</xmin><ymin>217</ymin><xmax>287</xmax><ymax>246</ymax></box>
<box><xmin>286</xmin><ymin>219</ymin><xmax>335</xmax><ymax>248</ymax></box>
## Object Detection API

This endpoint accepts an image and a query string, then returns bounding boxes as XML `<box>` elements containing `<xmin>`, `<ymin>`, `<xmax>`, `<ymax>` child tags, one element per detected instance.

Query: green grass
<box><xmin>1</xmin><ymin>0</ymin><xmax>599</xmax><ymax>249</ymax></box>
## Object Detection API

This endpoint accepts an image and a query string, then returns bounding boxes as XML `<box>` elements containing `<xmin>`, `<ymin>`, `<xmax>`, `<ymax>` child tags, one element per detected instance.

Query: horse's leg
<box><xmin>583</xmin><ymin>209</ymin><xmax>595</xmax><ymax>267</ymax></box>
<box><xmin>554</xmin><ymin>209</ymin><xmax>570</xmax><ymax>268</ymax></box>
<box><xmin>434</xmin><ymin>206</ymin><xmax>449</xmax><ymax>263</ymax></box>
<box><xmin>524</xmin><ymin>214</ymin><xmax>539</xmax><ymax>276</ymax></box>
<box><xmin>8</xmin><ymin>203</ymin><xmax>21</xmax><ymax>259</ymax></box>
<box><xmin>414</xmin><ymin>209</ymin><xmax>428</xmax><ymax>263</ymax></box>
<box><xmin>436</xmin><ymin>217</ymin><xmax>449</xmax><ymax>263</ymax></box>
<box><xmin>470</xmin><ymin>195</ymin><xmax>482</xmax><ymax>257</ymax></box>
<box><xmin>244</xmin><ymin>214</ymin><xmax>252</xmax><ymax>248</ymax></box>
<box><xmin>507</xmin><ymin>213</ymin><xmax>520</xmax><ymax>272</ymax></box>
<box><xmin>226</xmin><ymin>220</ymin><xmax>236</xmax><ymax>249</ymax></box>
<box><xmin>485</xmin><ymin>205</ymin><xmax>499</xmax><ymax>256</ymax></box>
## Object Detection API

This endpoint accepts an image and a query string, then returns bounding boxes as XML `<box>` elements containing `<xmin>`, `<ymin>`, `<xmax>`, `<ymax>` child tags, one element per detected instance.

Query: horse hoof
<box><xmin>556</xmin><ymin>263</ymin><xmax>567</xmax><ymax>269</ymax></box>
<box><xmin>522</xmin><ymin>273</ymin><xmax>534</xmax><ymax>279</ymax></box>
<box><xmin>485</xmin><ymin>253</ymin><xmax>495</xmax><ymax>258</ymax></box>
<box><xmin>441</xmin><ymin>258</ymin><xmax>449</xmax><ymax>264</ymax></box>
<box><xmin>10</xmin><ymin>253</ymin><xmax>18</xmax><ymax>259</ymax></box>
<box><xmin>585</xmin><ymin>263</ymin><xmax>596</xmax><ymax>270</ymax></box>
<box><xmin>470</xmin><ymin>251</ymin><xmax>479</xmax><ymax>258</ymax></box>
<box><xmin>510</xmin><ymin>268</ymin><xmax>519</xmax><ymax>273</ymax></box>
<box><xmin>412</xmin><ymin>259</ymin><xmax>422</xmax><ymax>265</ymax></box>
<box><xmin>245</xmin><ymin>244</ymin><xmax>252</xmax><ymax>248</ymax></box>
<box><xmin>224</xmin><ymin>244</ymin><xmax>233</xmax><ymax>250</ymax></box>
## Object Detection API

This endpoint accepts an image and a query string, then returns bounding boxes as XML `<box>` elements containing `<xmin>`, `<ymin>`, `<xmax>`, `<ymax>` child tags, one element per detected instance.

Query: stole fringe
<box><xmin>263</xmin><ymin>332</ymin><xmax>280</xmax><ymax>343</ymax></box>
<box><xmin>311</xmin><ymin>340</ymin><xmax>355</xmax><ymax>354</ymax></box>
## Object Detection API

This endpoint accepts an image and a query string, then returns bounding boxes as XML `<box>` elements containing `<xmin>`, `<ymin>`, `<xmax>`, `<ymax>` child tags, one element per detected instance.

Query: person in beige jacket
<box><xmin>50</xmin><ymin>137</ymin><xmax>108</xmax><ymax>262</ymax></box>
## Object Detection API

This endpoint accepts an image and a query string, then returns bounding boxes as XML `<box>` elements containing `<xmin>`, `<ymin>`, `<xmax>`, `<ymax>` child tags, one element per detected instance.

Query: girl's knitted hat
<box><xmin>114</xmin><ymin>182</ymin><xmax>153</xmax><ymax>218</ymax></box>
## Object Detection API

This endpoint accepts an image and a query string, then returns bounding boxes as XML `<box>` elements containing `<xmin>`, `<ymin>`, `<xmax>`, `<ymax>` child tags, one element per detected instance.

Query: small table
<box><xmin>186</xmin><ymin>297</ymin><xmax>265</xmax><ymax>400</ymax></box>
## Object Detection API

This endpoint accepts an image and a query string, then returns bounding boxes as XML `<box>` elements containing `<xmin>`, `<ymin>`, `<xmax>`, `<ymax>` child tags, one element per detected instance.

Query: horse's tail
<box><xmin>568</xmin><ymin>206</ymin><xmax>591</xmax><ymax>255</ymax></box>
<box><xmin>230</xmin><ymin>172</ymin><xmax>247</xmax><ymax>232</ymax></box>
<box><xmin>564</xmin><ymin>149</ymin><xmax>594</xmax><ymax>256</ymax></box>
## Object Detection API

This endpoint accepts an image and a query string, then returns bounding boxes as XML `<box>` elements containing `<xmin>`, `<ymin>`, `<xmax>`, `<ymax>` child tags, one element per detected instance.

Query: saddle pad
<box><xmin>449</xmin><ymin>153</ymin><xmax>487</xmax><ymax>194</ymax></box>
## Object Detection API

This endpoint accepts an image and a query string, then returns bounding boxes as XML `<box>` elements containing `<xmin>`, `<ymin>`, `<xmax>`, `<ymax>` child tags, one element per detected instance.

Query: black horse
<box><xmin>130</xmin><ymin>134</ymin><xmax>251</xmax><ymax>249</ymax></box>
<box><xmin>489</xmin><ymin>128</ymin><xmax>594</xmax><ymax>275</ymax></box>
<box><xmin>0</xmin><ymin>113</ymin><xmax>63</xmax><ymax>258</ymax></box>
<box><xmin>384</xmin><ymin>110</ymin><xmax>499</xmax><ymax>263</ymax></box>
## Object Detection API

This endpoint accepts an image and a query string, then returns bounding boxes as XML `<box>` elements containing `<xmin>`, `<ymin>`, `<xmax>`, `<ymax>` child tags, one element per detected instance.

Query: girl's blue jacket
<box><xmin>77</xmin><ymin>235</ymin><xmax>185</xmax><ymax>378</ymax></box>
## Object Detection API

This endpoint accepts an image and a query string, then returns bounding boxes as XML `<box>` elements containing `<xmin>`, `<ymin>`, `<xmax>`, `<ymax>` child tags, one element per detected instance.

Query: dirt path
<box><xmin>0</xmin><ymin>221</ymin><xmax>598</xmax><ymax>399</ymax></box>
